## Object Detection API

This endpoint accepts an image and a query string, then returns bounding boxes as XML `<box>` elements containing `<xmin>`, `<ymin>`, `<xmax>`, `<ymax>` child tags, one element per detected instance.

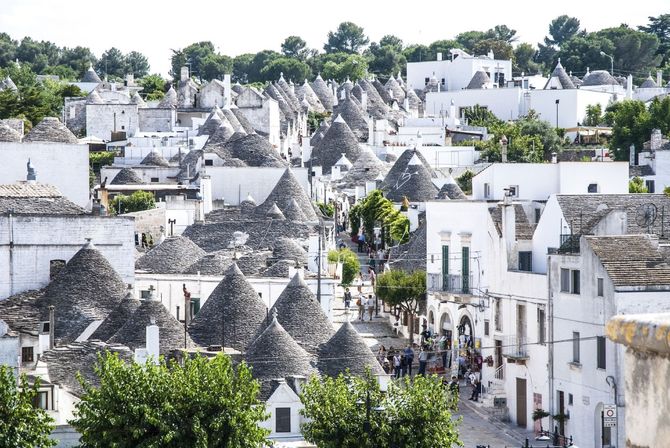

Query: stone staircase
<box><xmin>480</xmin><ymin>366</ymin><xmax>510</xmax><ymax>423</ymax></box>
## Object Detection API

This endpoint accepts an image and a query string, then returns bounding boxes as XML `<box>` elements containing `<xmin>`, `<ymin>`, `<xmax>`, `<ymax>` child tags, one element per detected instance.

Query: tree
<box><xmin>71</xmin><ymin>352</ymin><xmax>269</xmax><ymax>447</ymax></box>
<box><xmin>328</xmin><ymin>248</ymin><xmax>360</xmax><ymax>286</ymax></box>
<box><xmin>556</xmin><ymin>34</ymin><xmax>615</xmax><ymax>75</ymax></box>
<box><xmin>0</xmin><ymin>32</ymin><xmax>17</xmax><ymax>67</ymax></box>
<box><xmin>639</xmin><ymin>14</ymin><xmax>670</xmax><ymax>66</ymax></box>
<box><xmin>648</xmin><ymin>95</ymin><xmax>670</xmax><ymax>135</ymax></box>
<box><xmin>427</xmin><ymin>39</ymin><xmax>459</xmax><ymax>61</ymax></box>
<box><xmin>200</xmin><ymin>53</ymin><xmax>233</xmax><ymax>81</ymax></box>
<box><xmin>59</xmin><ymin>46</ymin><xmax>97</xmax><ymax>78</ymax></box>
<box><xmin>472</xmin><ymin>39</ymin><xmax>513</xmax><ymax>61</ymax></box>
<box><xmin>606</xmin><ymin>100</ymin><xmax>652</xmax><ymax>161</ymax></box>
<box><xmin>376</xmin><ymin>270</ymin><xmax>426</xmax><ymax>343</ymax></box>
<box><xmin>139</xmin><ymin>74</ymin><xmax>167</xmax><ymax>100</ymax></box>
<box><xmin>349</xmin><ymin>190</ymin><xmax>409</xmax><ymax>246</ymax></box>
<box><xmin>300</xmin><ymin>370</ymin><xmax>461</xmax><ymax>448</ymax></box>
<box><xmin>281</xmin><ymin>35</ymin><xmax>308</xmax><ymax>59</ymax></box>
<box><xmin>246</xmin><ymin>50</ymin><xmax>281</xmax><ymax>83</ymax></box>
<box><xmin>261</xmin><ymin>57</ymin><xmax>311</xmax><ymax>83</ymax></box>
<box><xmin>514</xmin><ymin>43</ymin><xmax>542</xmax><ymax>74</ymax></box>
<box><xmin>109</xmin><ymin>190</ymin><xmax>156</xmax><ymax>215</ymax></box>
<box><xmin>402</xmin><ymin>44</ymin><xmax>430</xmax><ymax>63</ymax></box>
<box><xmin>324</xmin><ymin>22</ymin><xmax>369</xmax><ymax>54</ymax></box>
<box><xmin>546</xmin><ymin>15</ymin><xmax>581</xmax><ymax>47</ymax></box>
<box><xmin>366</xmin><ymin>43</ymin><xmax>406</xmax><ymax>78</ymax></box>
<box><xmin>124</xmin><ymin>51</ymin><xmax>150</xmax><ymax>77</ymax></box>
<box><xmin>455</xmin><ymin>31</ymin><xmax>487</xmax><ymax>53</ymax></box>
<box><xmin>629</xmin><ymin>176</ymin><xmax>648</xmax><ymax>193</ymax></box>
<box><xmin>0</xmin><ymin>365</ymin><xmax>56</xmax><ymax>448</ymax></box>
<box><xmin>584</xmin><ymin>104</ymin><xmax>603</xmax><ymax>126</ymax></box>
<box><xmin>595</xmin><ymin>26</ymin><xmax>660</xmax><ymax>74</ymax></box>
<box><xmin>232</xmin><ymin>53</ymin><xmax>254</xmax><ymax>84</ymax></box>
<box><xmin>321</xmin><ymin>53</ymin><xmax>368</xmax><ymax>82</ymax></box>
<box><xmin>486</xmin><ymin>25</ymin><xmax>518</xmax><ymax>44</ymax></box>
<box><xmin>379</xmin><ymin>35</ymin><xmax>404</xmax><ymax>52</ymax></box>
<box><xmin>462</xmin><ymin>104</ymin><xmax>501</xmax><ymax>128</ymax></box>
<box><xmin>457</xmin><ymin>170</ymin><xmax>474</xmax><ymax>195</ymax></box>
<box><xmin>96</xmin><ymin>47</ymin><xmax>127</xmax><ymax>80</ymax></box>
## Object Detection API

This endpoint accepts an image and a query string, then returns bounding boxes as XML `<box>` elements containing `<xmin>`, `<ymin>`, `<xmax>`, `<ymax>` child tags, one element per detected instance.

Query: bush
<box><xmin>109</xmin><ymin>190</ymin><xmax>155</xmax><ymax>215</ymax></box>
<box><xmin>328</xmin><ymin>248</ymin><xmax>360</xmax><ymax>286</ymax></box>
<box><xmin>629</xmin><ymin>176</ymin><xmax>648</xmax><ymax>193</ymax></box>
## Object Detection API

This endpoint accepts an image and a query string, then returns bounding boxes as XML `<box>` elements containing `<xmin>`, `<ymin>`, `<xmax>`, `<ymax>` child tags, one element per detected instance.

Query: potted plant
<box><xmin>533</xmin><ymin>408</ymin><xmax>551</xmax><ymax>439</ymax></box>
<box><xmin>553</xmin><ymin>411</ymin><xmax>570</xmax><ymax>425</ymax></box>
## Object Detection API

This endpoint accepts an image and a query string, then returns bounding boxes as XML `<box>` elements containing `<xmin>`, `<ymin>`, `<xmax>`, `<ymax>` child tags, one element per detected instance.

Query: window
<box><xmin>484</xmin><ymin>183</ymin><xmax>491</xmax><ymax>198</ymax></box>
<box><xmin>462</xmin><ymin>246</ymin><xmax>470</xmax><ymax>293</ymax></box>
<box><xmin>22</xmin><ymin>346</ymin><xmax>34</xmax><ymax>363</ymax></box>
<box><xmin>150</xmin><ymin>177</ymin><xmax>159</xmax><ymax>183</ymax></box>
<box><xmin>508</xmin><ymin>185</ymin><xmax>519</xmax><ymax>197</ymax></box>
<box><xmin>190</xmin><ymin>298</ymin><xmax>201</xmax><ymax>317</ymax></box>
<box><xmin>494</xmin><ymin>298</ymin><xmax>502</xmax><ymax>331</ymax></box>
<box><xmin>597</xmin><ymin>278</ymin><xmax>604</xmax><ymax>297</ymax></box>
<box><xmin>534</xmin><ymin>208</ymin><xmax>541</xmax><ymax>224</ymax></box>
<box><xmin>597</xmin><ymin>336</ymin><xmax>606</xmax><ymax>369</ymax></box>
<box><xmin>140</xmin><ymin>290</ymin><xmax>152</xmax><ymax>300</ymax></box>
<box><xmin>537</xmin><ymin>308</ymin><xmax>546</xmax><ymax>345</ymax></box>
<box><xmin>441</xmin><ymin>245</ymin><xmax>449</xmax><ymax>291</ymax></box>
<box><xmin>572</xmin><ymin>270</ymin><xmax>580</xmax><ymax>294</ymax></box>
<box><xmin>275</xmin><ymin>407</ymin><xmax>291</xmax><ymax>433</ymax></box>
<box><xmin>587</xmin><ymin>183</ymin><xmax>599</xmax><ymax>193</ymax></box>
<box><xmin>121</xmin><ymin>125</ymin><xmax>125</xmax><ymax>130</ymax></box>
<box><xmin>69</xmin><ymin>106</ymin><xmax>76</xmax><ymax>119</ymax></box>
<box><xmin>441</xmin><ymin>78</ymin><xmax>446</xmax><ymax>86</ymax></box>
<box><xmin>424</xmin><ymin>77</ymin><xmax>430</xmax><ymax>85</ymax></box>
<box><xmin>646</xmin><ymin>180</ymin><xmax>655</xmax><ymax>193</ymax></box>
<box><xmin>572</xmin><ymin>331</ymin><xmax>580</xmax><ymax>364</ymax></box>
<box><xmin>49</xmin><ymin>260</ymin><xmax>66</xmax><ymax>280</ymax></box>
<box><xmin>204</xmin><ymin>159</ymin><xmax>214</xmax><ymax>166</ymax></box>
<box><xmin>560</xmin><ymin>269</ymin><xmax>570</xmax><ymax>292</ymax></box>
<box><xmin>518</xmin><ymin>251</ymin><xmax>532</xmax><ymax>271</ymax></box>
<box><xmin>568</xmin><ymin>393</ymin><xmax>573</xmax><ymax>406</ymax></box>
<box><xmin>33</xmin><ymin>391</ymin><xmax>49</xmax><ymax>410</ymax></box>
<box><xmin>484</xmin><ymin>320</ymin><xmax>490</xmax><ymax>336</ymax></box>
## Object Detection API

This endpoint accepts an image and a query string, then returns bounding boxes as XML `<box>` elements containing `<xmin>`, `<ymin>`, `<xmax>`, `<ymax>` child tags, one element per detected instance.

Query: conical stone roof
<box><xmin>136</xmin><ymin>236</ymin><xmax>206</xmax><ymax>274</ymax></box>
<box><xmin>272</xmin><ymin>237</ymin><xmax>307</xmax><ymax>264</ymax></box>
<box><xmin>338</xmin><ymin>146</ymin><xmax>388</xmax><ymax>189</ymax></box>
<box><xmin>183</xmin><ymin>252</ymin><xmax>232</xmax><ymax>276</ymax></box>
<box><xmin>255</xmin><ymin>168</ymin><xmax>318</xmax><ymax>221</ymax></box>
<box><xmin>221</xmin><ymin>133</ymin><xmax>286</xmax><ymax>167</ymax></box>
<box><xmin>157</xmin><ymin>86</ymin><xmax>177</xmax><ymax>108</ymax></box>
<box><xmin>203</xmin><ymin>122</ymin><xmax>235</xmax><ymax>150</ymax></box>
<box><xmin>382</xmin><ymin>149</ymin><xmax>436</xmax><ymax>191</ymax></box>
<box><xmin>131</xmin><ymin>92</ymin><xmax>146</xmax><ymax>107</ymax></box>
<box><xmin>358</xmin><ymin>79</ymin><xmax>390</xmax><ymax>119</ymax></box>
<box><xmin>582</xmin><ymin>70</ymin><xmax>618</xmax><ymax>87</ymax></box>
<box><xmin>140</xmin><ymin>150</ymin><xmax>169</xmax><ymax>167</ymax></box>
<box><xmin>466</xmin><ymin>70</ymin><xmax>491</xmax><ymax>89</ymax></box>
<box><xmin>267</xmin><ymin>273</ymin><xmax>334</xmax><ymax>351</ymax></box>
<box><xmin>266</xmin><ymin>202</ymin><xmax>286</xmax><ymax>220</ymax></box>
<box><xmin>222</xmin><ymin>108</ymin><xmax>243</xmax><ymax>132</ymax></box>
<box><xmin>543</xmin><ymin>60</ymin><xmax>575</xmax><ymax>90</ymax></box>
<box><xmin>24</xmin><ymin>117</ymin><xmax>78</xmax><ymax>144</ymax></box>
<box><xmin>406</xmin><ymin>89</ymin><xmax>422</xmax><ymax>110</ymax></box>
<box><xmin>277</xmin><ymin>76</ymin><xmax>302</xmax><ymax>112</ymax></box>
<box><xmin>318</xmin><ymin>321</ymin><xmax>384</xmax><ymax>377</ymax></box>
<box><xmin>231</xmin><ymin>108</ymin><xmax>256</xmax><ymax>134</ymax></box>
<box><xmin>40</xmin><ymin>241</ymin><xmax>127</xmax><ymax>343</ymax></box>
<box><xmin>261</xmin><ymin>259</ymin><xmax>294</xmax><ymax>278</ymax></box>
<box><xmin>384</xmin><ymin>153</ymin><xmax>438</xmax><ymax>202</ymax></box>
<box><xmin>310</xmin><ymin>75</ymin><xmax>334</xmax><ymax>112</ymax></box>
<box><xmin>0</xmin><ymin>121</ymin><xmax>22</xmax><ymax>142</ymax></box>
<box><xmin>81</xmin><ymin>65</ymin><xmax>102</xmax><ymax>83</ymax></box>
<box><xmin>333</xmin><ymin>97</ymin><xmax>369</xmax><ymax>142</ymax></box>
<box><xmin>198</xmin><ymin>110</ymin><xmax>224</xmax><ymax>136</ymax></box>
<box><xmin>296</xmin><ymin>80</ymin><xmax>326</xmax><ymax>114</ymax></box>
<box><xmin>385</xmin><ymin>77</ymin><xmax>406</xmax><ymax>103</ymax></box>
<box><xmin>108</xmin><ymin>295</ymin><xmax>196</xmax><ymax>354</ymax></box>
<box><xmin>89</xmin><ymin>291</ymin><xmax>141</xmax><ymax>342</ymax></box>
<box><xmin>311</xmin><ymin>116</ymin><xmax>361</xmax><ymax>174</ymax></box>
<box><xmin>86</xmin><ymin>90</ymin><xmax>104</xmax><ymax>104</ymax></box>
<box><xmin>640</xmin><ymin>75</ymin><xmax>658</xmax><ymax>89</ymax></box>
<box><xmin>310</xmin><ymin>121</ymin><xmax>330</xmax><ymax>147</ymax></box>
<box><xmin>188</xmin><ymin>264</ymin><xmax>267</xmax><ymax>351</ymax></box>
<box><xmin>436</xmin><ymin>175</ymin><xmax>467</xmax><ymax>200</ymax></box>
<box><xmin>245</xmin><ymin>315</ymin><xmax>317</xmax><ymax>399</ymax></box>
<box><xmin>372</xmin><ymin>78</ymin><xmax>393</xmax><ymax>104</ymax></box>
<box><xmin>282</xmin><ymin>198</ymin><xmax>308</xmax><ymax>222</ymax></box>
<box><xmin>110</xmin><ymin>167</ymin><xmax>144</xmax><ymax>185</ymax></box>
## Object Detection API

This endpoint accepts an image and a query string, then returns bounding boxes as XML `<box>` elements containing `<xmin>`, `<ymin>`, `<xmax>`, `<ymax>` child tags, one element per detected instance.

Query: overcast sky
<box><xmin>0</xmin><ymin>0</ymin><xmax>667</xmax><ymax>76</ymax></box>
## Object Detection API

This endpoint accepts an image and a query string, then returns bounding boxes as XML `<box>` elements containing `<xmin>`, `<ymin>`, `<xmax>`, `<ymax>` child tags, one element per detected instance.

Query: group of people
<box><xmin>375</xmin><ymin>344</ymin><xmax>416</xmax><ymax>378</ymax></box>
<box><xmin>343</xmin><ymin>287</ymin><xmax>377</xmax><ymax>321</ymax></box>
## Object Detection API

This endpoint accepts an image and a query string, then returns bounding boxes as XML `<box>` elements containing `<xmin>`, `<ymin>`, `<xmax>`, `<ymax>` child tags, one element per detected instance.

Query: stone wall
<box><xmin>138</xmin><ymin>108</ymin><xmax>176</xmax><ymax>133</ymax></box>
<box><xmin>63</xmin><ymin>98</ymin><xmax>86</xmax><ymax>136</ymax></box>
<box><xmin>86</xmin><ymin>103</ymin><xmax>139</xmax><ymax>140</ymax></box>
<box><xmin>607</xmin><ymin>313</ymin><xmax>670</xmax><ymax>447</ymax></box>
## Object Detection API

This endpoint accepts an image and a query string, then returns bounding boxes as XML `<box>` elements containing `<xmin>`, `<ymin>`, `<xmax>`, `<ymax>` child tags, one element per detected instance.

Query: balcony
<box><xmin>501</xmin><ymin>335</ymin><xmax>529</xmax><ymax>360</ymax></box>
<box><xmin>427</xmin><ymin>273</ymin><xmax>474</xmax><ymax>294</ymax></box>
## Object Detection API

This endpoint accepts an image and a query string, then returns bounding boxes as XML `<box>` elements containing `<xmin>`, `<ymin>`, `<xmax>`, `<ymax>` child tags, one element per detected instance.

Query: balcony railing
<box><xmin>427</xmin><ymin>273</ymin><xmax>474</xmax><ymax>294</ymax></box>
<box><xmin>502</xmin><ymin>335</ymin><xmax>529</xmax><ymax>359</ymax></box>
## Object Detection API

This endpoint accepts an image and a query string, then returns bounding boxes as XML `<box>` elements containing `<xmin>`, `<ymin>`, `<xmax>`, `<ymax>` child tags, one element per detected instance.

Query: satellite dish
<box><xmin>635</xmin><ymin>203</ymin><xmax>657</xmax><ymax>231</ymax></box>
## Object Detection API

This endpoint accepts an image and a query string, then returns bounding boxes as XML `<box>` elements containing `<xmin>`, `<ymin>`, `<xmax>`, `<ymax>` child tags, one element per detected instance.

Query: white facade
<box><xmin>406</xmin><ymin>52</ymin><xmax>512</xmax><ymax>92</ymax></box>
<box><xmin>472</xmin><ymin>162</ymin><xmax>629</xmax><ymax>201</ymax></box>
<box><xmin>0</xmin><ymin>142</ymin><xmax>89</xmax><ymax>208</ymax></box>
<box><xmin>0</xmin><ymin>215</ymin><xmax>135</xmax><ymax>299</ymax></box>
<box><xmin>86</xmin><ymin>103</ymin><xmax>139</xmax><ymax>140</ymax></box>
<box><xmin>260</xmin><ymin>380</ymin><xmax>306</xmax><ymax>440</ymax></box>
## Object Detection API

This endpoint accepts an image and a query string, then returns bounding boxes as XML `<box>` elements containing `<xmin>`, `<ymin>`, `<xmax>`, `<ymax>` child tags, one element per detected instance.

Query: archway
<box><xmin>457</xmin><ymin>314</ymin><xmax>474</xmax><ymax>349</ymax></box>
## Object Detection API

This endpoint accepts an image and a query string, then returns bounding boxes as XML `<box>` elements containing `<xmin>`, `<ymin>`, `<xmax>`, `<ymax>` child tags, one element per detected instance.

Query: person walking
<box><xmin>404</xmin><ymin>345</ymin><xmax>415</xmax><ymax>376</ymax></box>
<box><xmin>418</xmin><ymin>347</ymin><xmax>428</xmax><ymax>376</ymax></box>
<box><xmin>393</xmin><ymin>352</ymin><xmax>401</xmax><ymax>379</ymax></box>
<box><xmin>366</xmin><ymin>294</ymin><xmax>375</xmax><ymax>321</ymax></box>
<box><xmin>469</xmin><ymin>378</ymin><xmax>482</xmax><ymax>402</ymax></box>
<box><xmin>400</xmin><ymin>353</ymin><xmax>408</xmax><ymax>377</ymax></box>
<box><xmin>357</xmin><ymin>293</ymin><xmax>365</xmax><ymax>321</ymax></box>
<box><xmin>343</xmin><ymin>288</ymin><xmax>352</xmax><ymax>309</ymax></box>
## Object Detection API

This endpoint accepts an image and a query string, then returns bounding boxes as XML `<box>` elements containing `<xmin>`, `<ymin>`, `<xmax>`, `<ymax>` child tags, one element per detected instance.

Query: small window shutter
<box><xmin>276</xmin><ymin>407</ymin><xmax>291</xmax><ymax>433</ymax></box>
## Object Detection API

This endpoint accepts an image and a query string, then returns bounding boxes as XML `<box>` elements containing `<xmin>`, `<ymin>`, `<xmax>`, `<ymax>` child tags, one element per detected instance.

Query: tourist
<box><xmin>404</xmin><ymin>345</ymin><xmax>415</xmax><ymax>376</ymax></box>
<box><xmin>343</xmin><ymin>287</ymin><xmax>352</xmax><ymax>309</ymax></box>
<box><xmin>393</xmin><ymin>352</ymin><xmax>402</xmax><ymax>378</ymax></box>
<box><xmin>418</xmin><ymin>347</ymin><xmax>428</xmax><ymax>376</ymax></box>
<box><xmin>448</xmin><ymin>375</ymin><xmax>460</xmax><ymax>396</ymax></box>
<box><xmin>357</xmin><ymin>293</ymin><xmax>366</xmax><ymax>321</ymax></box>
<box><xmin>377</xmin><ymin>345</ymin><xmax>386</xmax><ymax>364</ymax></box>
<box><xmin>469</xmin><ymin>378</ymin><xmax>482</xmax><ymax>402</ymax></box>
<box><xmin>366</xmin><ymin>294</ymin><xmax>375</xmax><ymax>321</ymax></box>
<box><xmin>368</xmin><ymin>267</ymin><xmax>376</xmax><ymax>289</ymax></box>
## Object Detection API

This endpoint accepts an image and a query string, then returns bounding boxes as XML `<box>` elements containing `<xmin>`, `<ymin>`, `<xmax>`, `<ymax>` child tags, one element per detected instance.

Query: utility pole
<box><xmin>317</xmin><ymin>222</ymin><xmax>322</xmax><ymax>304</ymax></box>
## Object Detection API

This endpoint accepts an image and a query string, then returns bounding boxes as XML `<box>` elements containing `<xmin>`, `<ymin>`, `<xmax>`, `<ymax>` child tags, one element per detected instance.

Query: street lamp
<box><xmin>356</xmin><ymin>388</ymin><xmax>385</xmax><ymax>443</ymax></box>
<box><xmin>600</xmin><ymin>51</ymin><xmax>614</xmax><ymax>76</ymax></box>
<box><xmin>555</xmin><ymin>99</ymin><xmax>560</xmax><ymax>129</ymax></box>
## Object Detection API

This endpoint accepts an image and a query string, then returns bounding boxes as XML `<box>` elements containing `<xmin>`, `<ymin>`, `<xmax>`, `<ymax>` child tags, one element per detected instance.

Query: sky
<box><xmin>0</xmin><ymin>0</ymin><xmax>667</xmax><ymax>76</ymax></box>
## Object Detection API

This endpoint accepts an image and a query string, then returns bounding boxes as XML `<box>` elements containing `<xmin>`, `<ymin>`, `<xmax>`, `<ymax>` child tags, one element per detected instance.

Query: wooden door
<box><xmin>516</xmin><ymin>378</ymin><xmax>527</xmax><ymax>427</ymax></box>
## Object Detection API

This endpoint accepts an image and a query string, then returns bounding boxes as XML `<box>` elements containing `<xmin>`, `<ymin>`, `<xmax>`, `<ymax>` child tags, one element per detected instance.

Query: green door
<box><xmin>462</xmin><ymin>247</ymin><xmax>470</xmax><ymax>293</ymax></box>
<box><xmin>441</xmin><ymin>245</ymin><xmax>449</xmax><ymax>291</ymax></box>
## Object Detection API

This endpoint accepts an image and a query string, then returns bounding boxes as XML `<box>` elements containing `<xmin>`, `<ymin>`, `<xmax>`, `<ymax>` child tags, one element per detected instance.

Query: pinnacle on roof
<box><xmin>255</xmin><ymin>168</ymin><xmax>318</xmax><ymax>221</ymax></box>
<box><xmin>266</xmin><ymin>273</ymin><xmax>334</xmax><ymax>351</ymax></box>
<box><xmin>318</xmin><ymin>321</ymin><xmax>384</xmax><ymax>377</ymax></box>
<box><xmin>140</xmin><ymin>150</ymin><xmax>170</xmax><ymax>167</ymax></box>
<box><xmin>135</xmin><ymin>236</ymin><xmax>206</xmax><ymax>274</ymax></box>
<box><xmin>245</xmin><ymin>314</ymin><xmax>317</xmax><ymax>400</ymax></box>
<box><xmin>188</xmin><ymin>263</ymin><xmax>267</xmax><ymax>351</ymax></box>
<box><xmin>0</xmin><ymin>121</ymin><xmax>22</xmax><ymax>142</ymax></box>
<box><xmin>40</xmin><ymin>240</ymin><xmax>128</xmax><ymax>343</ymax></box>
<box><xmin>23</xmin><ymin>117</ymin><xmax>78</xmax><ymax>144</ymax></box>
<box><xmin>108</xmin><ymin>293</ymin><xmax>196</xmax><ymax>354</ymax></box>
<box><xmin>311</xmin><ymin>116</ymin><xmax>362</xmax><ymax>175</ymax></box>
<box><xmin>110</xmin><ymin>167</ymin><xmax>144</xmax><ymax>185</ymax></box>
<box><xmin>157</xmin><ymin>85</ymin><xmax>178</xmax><ymax>108</ymax></box>
<box><xmin>81</xmin><ymin>64</ymin><xmax>102</xmax><ymax>83</ymax></box>
<box><xmin>333</xmin><ymin>96</ymin><xmax>369</xmax><ymax>142</ymax></box>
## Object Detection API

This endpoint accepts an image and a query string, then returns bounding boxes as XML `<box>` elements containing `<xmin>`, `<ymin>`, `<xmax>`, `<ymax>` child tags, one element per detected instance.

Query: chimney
<box><xmin>48</xmin><ymin>305</ymin><xmax>55</xmax><ymax>350</ymax></box>
<box><xmin>180</xmin><ymin>66</ymin><xmax>189</xmax><ymax>83</ymax></box>
<box><xmin>416</xmin><ymin>130</ymin><xmax>423</xmax><ymax>150</ymax></box>
<box><xmin>501</xmin><ymin>194</ymin><xmax>516</xmax><ymax>265</ymax></box>
<box><xmin>331</xmin><ymin>164</ymin><xmax>341</xmax><ymax>180</ymax></box>
<box><xmin>125</xmin><ymin>73</ymin><xmax>134</xmax><ymax>86</ymax></box>
<box><xmin>340</xmin><ymin>88</ymin><xmax>346</xmax><ymax>100</ymax></box>
<box><xmin>657</xmin><ymin>70</ymin><xmax>663</xmax><ymax>88</ymax></box>
<box><xmin>223</xmin><ymin>74</ymin><xmax>231</xmax><ymax>107</ymax></box>
<box><xmin>651</xmin><ymin>129</ymin><xmax>662</xmax><ymax>153</ymax></box>
<box><xmin>360</xmin><ymin>91</ymin><xmax>368</xmax><ymax>111</ymax></box>
<box><xmin>551</xmin><ymin>152</ymin><xmax>558</xmax><ymax>164</ymax></box>
<box><xmin>145</xmin><ymin>317</ymin><xmax>159</xmax><ymax>363</ymax></box>
<box><xmin>403</xmin><ymin>97</ymin><xmax>410</xmax><ymax>112</ymax></box>
<box><xmin>500</xmin><ymin>135</ymin><xmax>508</xmax><ymax>163</ymax></box>
<box><xmin>200</xmin><ymin>174</ymin><xmax>212</xmax><ymax>215</ymax></box>
<box><xmin>26</xmin><ymin>158</ymin><xmax>36</xmax><ymax>182</ymax></box>
<box><xmin>437</xmin><ymin>52</ymin><xmax>443</xmax><ymax>61</ymax></box>
<box><xmin>627</xmin><ymin>74</ymin><xmax>633</xmax><ymax>99</ymax></box>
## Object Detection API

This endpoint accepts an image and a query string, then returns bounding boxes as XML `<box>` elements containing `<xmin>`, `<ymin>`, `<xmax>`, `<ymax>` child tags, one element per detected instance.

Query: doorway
<box><xmin>516</xmin><ymin>378</ymin><xmax>527</xmax><ymax>427</ymax></box>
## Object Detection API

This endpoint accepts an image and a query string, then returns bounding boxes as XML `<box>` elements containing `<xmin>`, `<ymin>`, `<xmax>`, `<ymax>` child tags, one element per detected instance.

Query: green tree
<box><xmin>246</xmin><ymin>50</ymin><xmax>281</xmax><ymax>83</ymax></box>
<box><xmin>366</xmin><ymin>43</ymin><xmax>406</xmax><ymax>78</ymax></box>
<box><xmin>629</xmin><ymin>176</ymin><xmax>648</xmax><ymax>193</ymax></box>
<box><xmin>607</xmin><ymin>100</ymin><xmax>652</xmax><ymax>161</ymax></box>
<box><xmin>124</xmin><ymin>51</ymin><xmax>150</xmax><ymax>77</ymax></box>
<box><xmin>455</xmin><ymin>31</ymin><xmax>487</xmax><ymax>53</ymax></box>
<box><xmin>0</xmin><ymin>32</ymin><xmax>17</xmax><ymax>67</ymax></box>
<box><xmin>260</xmin><ymin>57</ymin><xmax>311</xmax><ymax>82</ymax></box>
<box><xmin>379</xmin><ymin>35</ymin><xmax>404</xmax><ymax>52</ymax></box>
<box><xmin>300</xmin><ymin>369</ymin><xmax>461</xmax><ymax>448</ymax></box>
<box><xmin>200</xmin><ymin>53</ymin><xmax>233</xmax><ymax>81</ymax></box>
<box><xmin>546</xmin><ymin>15</ymin><xmax>582</xmax><ymax>47</ymax></box>
<box><xmin>71</xmin><ymin>352</ymin><xmax>269</xmax><ymax>447</ymax></box>
<box><xmin>321</xmin><ymin>53</ymin><xmax>368</xmax><ymax>82</ymax></box>
<box><xmin>486</xmin><ymin>25</ymin><xmax>518</xmax><ymax>43</ymax></box>
<box><xmin>514</xmin><ymin>43</ymin><xmax>542</xmax><ymax>74</ymax></box>
<box><xmin>402</xmin><ymin>44</ymin><xmax>430</xmax><ymax>63</ymax></box>
<box><xmin>232</xmin><ymin>53</ymin><xmax>254</xmax><ymax>84</ymax></box>
<box><xmin>109</xmin><ymin>190</ymin><xmax>156</xmax><ymax>215</ymax></box>
<box><xmin>96</xmin><ymin>47</ymin><xmax>127</xmax><ymax>80</ymax></box>
<box><xmin>457</xmin><ymin>170</ymin><xmax>474</xmax><ymax>195</ymax></box>
<box><xmin>639</xmin><ymin>14</ymin><xmax>670</xmax><ymax>66</ymax></box>
<box><xmin>595</xmin><ymin>26</ymin><xmax>661</xmax><ymax>75</ymax></box>
<box><xmin>584</xmin><ymin>104</ymin><xmax>603</xmax><ymax>126</ymax></box>
<box><xmin>472</xmin><ymin>39</ymin><xmax>513</xmax><ymax>61</ymax></box>
<box><xmin>462</xmin><ymin>104</ymin><xmax>501</xmax><ymax>128</ymax></box>
<box><xmin>328</xmin><ymin>248</ymin><xmax>360</xmax><ymax>286</ymax></box>
<box><xmin>324</xmin><ymin>22</ymin><xmax>369</xmax><ymax>54</ymax></box>
<box><xmin>648</xmin><ymin>96</ymin><xmax>670</xmax><ymax>135</ymax></box>
<box><xmin>427</xmin><ymin>39</ymin><xmax>459</xmax><ymax>61</ymax></box>
<box><xmin>556</xmin><ymin>34</ymin><xmax>615</xmax><ymax>75</ymax></box>
<box><xmin>376</xmin><ymin>270</ymin><xmax>426</xmax><ymax>342</ymax></box>
<box><xmin>59</xmin><ymin>46</ymin><xmax>97</xmax><ymax>78</ymax></box>
<box><xmin>349</xmin><ymin>190</ymin><xmax>409</xmax><ymax>246</ymax></box>
<box><xmin>139</xmin><ymin>74</ymin><xmax>167</xmax><ymax>101</ymax></box>
<box><xmin>281</xmin><ymin>35</ymin><xmax>308</xmax><ymax>59</ymax></box>
<box><xmin>0</xmin><ymin>365</ymin><xmax>56</xmax><ymax>448</ymax></box>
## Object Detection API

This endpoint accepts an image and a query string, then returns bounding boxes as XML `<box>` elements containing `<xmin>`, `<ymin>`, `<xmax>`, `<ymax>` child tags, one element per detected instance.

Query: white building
<box><xmin>634</xmin><ymin>128</ymin><xmax>670</xmax><ymax>193</ymax></box>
